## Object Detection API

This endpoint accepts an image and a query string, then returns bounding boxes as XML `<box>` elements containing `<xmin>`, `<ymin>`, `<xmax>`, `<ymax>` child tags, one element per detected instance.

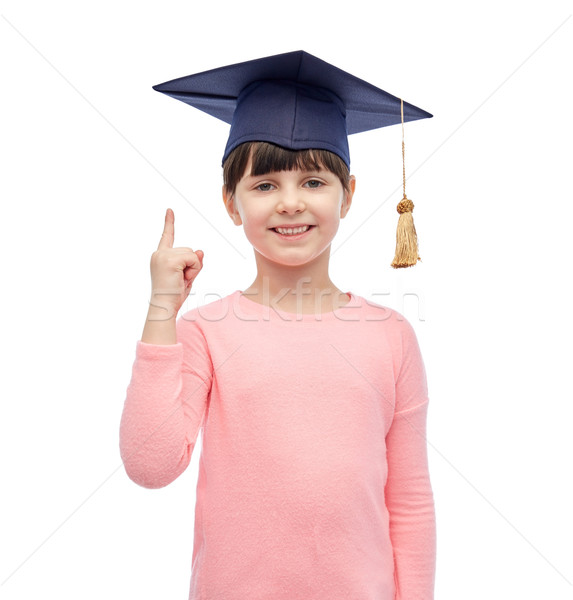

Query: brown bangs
<box><xmin>223</xmin><ymin>141</ymin><xmax>350</xmax><ymax>196</ymax></box>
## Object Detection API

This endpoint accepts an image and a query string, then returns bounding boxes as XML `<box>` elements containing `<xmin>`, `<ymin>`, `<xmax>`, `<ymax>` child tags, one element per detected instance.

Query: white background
<box><xmin>1</xmin><ymin>1</ymin><xmax>572</xmax><ymax>598</ymax></box>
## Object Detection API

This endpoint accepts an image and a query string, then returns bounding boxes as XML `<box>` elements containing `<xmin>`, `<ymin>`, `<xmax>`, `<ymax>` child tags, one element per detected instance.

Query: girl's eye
<box><xmin>256</xmin><ymin>183</ymin><xmax>274</xmax><ymax>192</ymax></box>
<box><xmin>305</xmin><ymin>179</ymin><xmax>322</xmax><ymax>188</ymax></box>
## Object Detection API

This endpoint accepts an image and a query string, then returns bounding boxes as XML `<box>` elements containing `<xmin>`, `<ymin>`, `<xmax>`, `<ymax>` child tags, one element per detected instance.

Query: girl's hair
<box><xmin>223</xmin><ymin>141</ymin><xmax>351</xmax><ymax>197</ymax></box>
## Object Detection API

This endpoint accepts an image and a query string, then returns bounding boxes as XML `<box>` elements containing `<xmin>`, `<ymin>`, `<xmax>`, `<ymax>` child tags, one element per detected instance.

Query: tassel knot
<box><xmin>397</xmin><ymin>198</ymin><xmax>414</xmax><ymax>214</ymax></box>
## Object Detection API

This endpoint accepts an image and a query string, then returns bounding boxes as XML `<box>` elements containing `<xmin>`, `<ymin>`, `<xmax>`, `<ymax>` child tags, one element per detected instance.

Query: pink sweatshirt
<box><xmin>120</xmin><ymin>290</ymin><xmax>436</xmax><ymax>599</ymax></box>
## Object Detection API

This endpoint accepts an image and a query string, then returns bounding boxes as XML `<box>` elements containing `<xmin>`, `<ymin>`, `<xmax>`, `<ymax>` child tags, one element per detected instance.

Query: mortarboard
<box><xmin>152</xmin><ymin>50</ymin><xmax>432</xmax><ymax>268</ymax></box>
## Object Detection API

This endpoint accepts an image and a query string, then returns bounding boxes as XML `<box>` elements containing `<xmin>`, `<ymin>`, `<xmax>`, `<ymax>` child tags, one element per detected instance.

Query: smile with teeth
<box><xmin>274</xmin><ymin>225</ymin><xmax>312</xmax><ymax>235</ymax></box>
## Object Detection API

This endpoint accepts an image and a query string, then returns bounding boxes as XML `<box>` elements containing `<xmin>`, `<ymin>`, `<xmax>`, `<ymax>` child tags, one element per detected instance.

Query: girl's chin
<box><xmin>253</xmin><ymin>250</ymin><xmax>329</xmax><ymax>269</ymax></box>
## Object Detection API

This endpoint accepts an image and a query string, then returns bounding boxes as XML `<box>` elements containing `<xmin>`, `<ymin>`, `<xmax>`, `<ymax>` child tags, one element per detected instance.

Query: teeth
<box><xmin>276</xmin><ymin>225</ymin><xmax>310</xmax><ymax>235</ymax></box>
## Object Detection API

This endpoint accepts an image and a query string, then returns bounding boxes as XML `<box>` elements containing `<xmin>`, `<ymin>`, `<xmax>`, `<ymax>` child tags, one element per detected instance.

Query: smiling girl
<box><xmin>120</xmin><ymin>51</ymin><xmax>436</xmax><ymax>600</ymax></box>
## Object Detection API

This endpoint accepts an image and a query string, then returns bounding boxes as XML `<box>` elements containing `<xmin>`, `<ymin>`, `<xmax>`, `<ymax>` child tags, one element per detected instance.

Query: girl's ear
<box><xmin>222</xmin><ymin>185</ymin><xmax>242</xmax><ymax>226</ymax></box>
<box><xmin>340</xmin><ymin>175</ymin><xmax>356</xmax><ymax>219</ymax></box>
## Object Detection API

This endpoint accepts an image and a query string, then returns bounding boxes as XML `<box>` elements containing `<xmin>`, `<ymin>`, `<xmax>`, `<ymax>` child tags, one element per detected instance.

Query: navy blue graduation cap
<box><xmin>152</xmin><ymin>50</ymin><xmax>432</xmax><ymax>268</ymax></box>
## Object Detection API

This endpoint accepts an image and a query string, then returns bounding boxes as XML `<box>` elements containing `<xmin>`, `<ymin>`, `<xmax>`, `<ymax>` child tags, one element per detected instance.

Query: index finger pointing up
<box><xmin>158</xmin><ymin>208</ymin><xmax>175</xmax><ymax>250</ymax></box>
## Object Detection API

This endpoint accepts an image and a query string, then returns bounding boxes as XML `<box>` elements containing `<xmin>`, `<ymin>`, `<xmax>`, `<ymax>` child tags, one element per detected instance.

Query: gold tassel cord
<box><xmin>391</xmin><ymin>98</ymin><xmax>421</xmax><ymax>269</ymax></box>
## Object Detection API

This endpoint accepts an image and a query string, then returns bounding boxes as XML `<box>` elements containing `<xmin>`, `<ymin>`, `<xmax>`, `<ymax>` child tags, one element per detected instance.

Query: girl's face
<box><xmin>223</xmin><ymin>159</ymin><xmax>356</xmax><ymax>269</ymax></box>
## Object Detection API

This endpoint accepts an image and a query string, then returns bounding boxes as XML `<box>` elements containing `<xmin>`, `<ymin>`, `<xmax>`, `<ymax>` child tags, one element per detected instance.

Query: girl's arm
<box><xmin>119</xmin><ymin>315</ymin><xmax>212</xmax><ymax>489</ymax></box>
<box><xmin>385</xmin><ymin>319</ymin><xmax>436</xmax><ymax>599</ymax></box>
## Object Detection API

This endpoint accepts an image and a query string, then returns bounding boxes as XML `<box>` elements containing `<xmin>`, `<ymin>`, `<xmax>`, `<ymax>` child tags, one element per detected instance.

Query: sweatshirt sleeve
<box><xmin>385</xmin><ymin>318</ymin><xmax>436</xmax><ymax>599</ymax></box>
<box><xmin>119</xmin><ymin>316</ymin><xmax>213</xmax><ymax>489</ymax></box>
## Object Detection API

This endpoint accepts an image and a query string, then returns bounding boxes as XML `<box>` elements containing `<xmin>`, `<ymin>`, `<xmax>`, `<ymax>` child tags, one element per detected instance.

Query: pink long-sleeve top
<box><xmin>120</xmin><ymin>290</ymin><xmax>436</xmax><ymax>599</ymax></box>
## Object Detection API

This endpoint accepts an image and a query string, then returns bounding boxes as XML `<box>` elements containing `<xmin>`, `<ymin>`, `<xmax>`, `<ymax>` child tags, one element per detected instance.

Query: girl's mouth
<box><xmin>271</xmin><ymin>225</ymin><xmax>315</xmax><ymax>239</ymax></box>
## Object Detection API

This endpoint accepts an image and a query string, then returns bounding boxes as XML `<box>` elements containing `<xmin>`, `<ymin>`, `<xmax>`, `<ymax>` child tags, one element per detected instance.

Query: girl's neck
<box><xmin>242</xmin><ymin>250</ymin><xmax>350</xmax><ymax>314</ymax></box>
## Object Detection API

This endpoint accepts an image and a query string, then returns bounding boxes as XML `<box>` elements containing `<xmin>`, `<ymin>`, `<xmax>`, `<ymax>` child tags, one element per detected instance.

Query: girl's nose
<box><xmin>276</xmin><ymin>190</ymin><xmax>305</xmax><ymax>214</ymax></box>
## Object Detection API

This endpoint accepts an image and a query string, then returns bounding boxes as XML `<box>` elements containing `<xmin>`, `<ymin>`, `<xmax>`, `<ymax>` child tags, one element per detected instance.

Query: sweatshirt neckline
<box><xmin>234</xmin><ymin>289</ymin><xmax>360</xmax><ymax>321</ymax></box>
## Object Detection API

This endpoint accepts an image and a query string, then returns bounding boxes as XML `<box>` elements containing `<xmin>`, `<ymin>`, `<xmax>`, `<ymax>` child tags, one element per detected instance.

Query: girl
<box><xmin>120</xmin><ymin>50</ymin><xmax>436</xmax><ymax>600</ymax></box>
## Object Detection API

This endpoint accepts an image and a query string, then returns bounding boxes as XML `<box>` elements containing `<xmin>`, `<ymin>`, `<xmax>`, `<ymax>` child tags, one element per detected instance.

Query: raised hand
<box><xmin>148</xmin><ymin>208</ymin><xmax>204</xmax><ymax>318</ymax></box>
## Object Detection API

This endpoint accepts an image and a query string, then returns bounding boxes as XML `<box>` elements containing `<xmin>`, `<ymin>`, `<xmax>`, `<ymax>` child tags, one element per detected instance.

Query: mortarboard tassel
<box><xmin>391</xmin><ymin>98</ymin><xmax>421</xmax><ymax>268</ymax></box>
